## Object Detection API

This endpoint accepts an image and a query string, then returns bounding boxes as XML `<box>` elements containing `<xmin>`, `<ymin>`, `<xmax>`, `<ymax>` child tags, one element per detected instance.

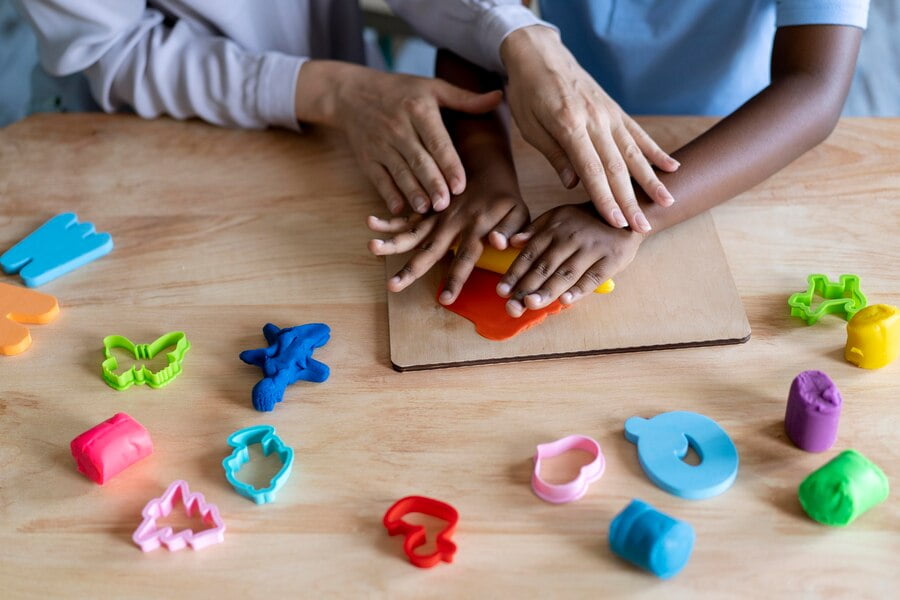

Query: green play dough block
<box><xmin>798</xmin><ymin>449</ymin><xmax>890</xmax><ymax>526</ymax></box>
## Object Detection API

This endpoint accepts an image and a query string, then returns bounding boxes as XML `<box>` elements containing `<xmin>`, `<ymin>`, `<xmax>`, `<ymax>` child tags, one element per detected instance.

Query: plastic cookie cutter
<box><xmin>625</xmin><ymin>411</ymin><xmax>739</xmax><ymax>500</ymax></box>
<box><xmin>132</xmin><ymin>480</ymin><xmax>226</xmax><ymax>552</ymax></box>
<box><xmin>0</xmin><ymin>282</ymin><xmax>59</xmax><ymax>356</ymax></box>
<box><xmin>70</xmin><ymin>413</ymin><xmax>153</xmax><ymax>484</ymax></box>
<box><xmin>383</xmin><ymin>496</ymin><xmax>459</xmax><ymax>568</ymax></box>
<box><xmin>788</xmin><ymin>273</ymin><xmax>867</xmax><ymax>325</ymax></box>
<box><xmin>222</xmin><ymin>425</ymin><xmax>294</xmax><ymax>504</ymax></box>
<box><xmin>798</xmin><ymin>449</ymin><xmax>890</xmax><ymax>527</ymax></box>
<box><xmin>239</xmin><ymin>323</ymin><xmax>330</xmax><ymax>412</ymax></box>
<box><xmin>845</xmin><ymin>304</ymin><xmax>899</xmax><ymax>370</ymax></box>
<box><xmin>101</xmin><ymin>331</ymin><xmax>191</xmax><ymax>390</ymax></box>
<box><xmin>784</xmin><ymin>370</ymin><xmax>842</xmax><ymax>452</ymax></box>
<box><xmin>0</xmin><ymin>212</ymin><xmax>113</xmax><ymax>287</ymax></box>
<box><xmin>608</xmin><ymin>499</ymin><xmax>695</xmax><ymax>579</ymax></box>
<box><xmin>452</xmin><ymin>244</ymin><xmax>615</xmax><ymax>294</ymax></box>
<box><xmin>531</xmin><ymin>434</ymin><xmax>606</xmax><ymax>503</ymax></box>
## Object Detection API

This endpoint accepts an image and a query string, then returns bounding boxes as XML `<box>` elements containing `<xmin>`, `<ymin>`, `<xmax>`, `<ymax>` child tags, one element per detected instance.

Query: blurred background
<box><xmin>2</xmin><ymin>0</ymin><xmax>898</xmax><ymax>128</ymax></box>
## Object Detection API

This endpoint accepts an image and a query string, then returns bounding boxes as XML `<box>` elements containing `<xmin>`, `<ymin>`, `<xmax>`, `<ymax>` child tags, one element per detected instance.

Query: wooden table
<box><xmin>0</xmin><ymin>115</ymin><xmax>897</xmax><ymax>598</ymax></box>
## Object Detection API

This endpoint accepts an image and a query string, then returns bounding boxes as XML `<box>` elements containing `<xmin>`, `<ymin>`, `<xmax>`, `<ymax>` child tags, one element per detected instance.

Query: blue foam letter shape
<box><xmin>1</xmin><ymin>213</ymin><xmax>113</xmax><ymax>287</ymax></box>
<box><xmin>625</xmin><ymin>411</ymin><xmax>739</xmax><ymax>500</ymax></box>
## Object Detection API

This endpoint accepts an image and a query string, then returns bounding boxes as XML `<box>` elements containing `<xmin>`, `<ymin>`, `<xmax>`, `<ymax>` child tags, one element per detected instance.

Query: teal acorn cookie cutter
<box><xmin>788</xmin><ymin>274</ymin><xmax>867</xmax><ymax>325</ymax></box>
<box><xmin>101</xmin><ymin>331</ymin><xmax>191</xmax><ymax>391</ymax></box>
<box><xmin>222</xmin><ymin>425</ymin><xmax>294</xmax><ymax>505</ymax></box>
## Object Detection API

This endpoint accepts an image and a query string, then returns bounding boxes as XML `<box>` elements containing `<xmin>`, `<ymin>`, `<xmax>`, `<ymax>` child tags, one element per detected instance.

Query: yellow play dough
<box><xmin>845</xmin><ymin>304</ymin><xmax>899</xmax><ymax>369</ymax></box>
<box><xmin>453</xmin><ymin>245</ymin><xmax>614</xmax><ymax>294</ymax></box>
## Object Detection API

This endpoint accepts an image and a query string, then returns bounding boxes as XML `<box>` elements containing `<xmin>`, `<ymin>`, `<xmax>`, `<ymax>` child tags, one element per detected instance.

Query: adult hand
<box><xmin>295</xmin><ymin>61</ymin><xmax>502</xmax><ymax>215</ymax></box>
<box><xmin>498</xmin><ymin>203</ymin><xmax>644</xmax><ymax>317</ymax></box>
<box><xmin>368</xmin><ymin>171</ymin><xmax>529</xmax><ymax>305</ymax></box>
<box><xmin>500</xmin><ymin>26</ymin><xmax>679</xmax><ymax>234</ymax></box>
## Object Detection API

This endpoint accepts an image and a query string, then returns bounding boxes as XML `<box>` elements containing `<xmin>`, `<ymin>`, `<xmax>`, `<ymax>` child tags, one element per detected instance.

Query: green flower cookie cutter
<box><xmin>788</xmin><ymin>273</ymin><xmax>867</xmax><ymax>325</ymax></box>
<box><xmin>101</xmin><ymin>331</ymin><xmax>191</xmax><ymax>391</ymax></box>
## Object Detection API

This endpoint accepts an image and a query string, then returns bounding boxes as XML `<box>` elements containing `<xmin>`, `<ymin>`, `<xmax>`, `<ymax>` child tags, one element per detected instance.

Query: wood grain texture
<box><xmin>0</xmin><ymin>115</ymin><xmax>897</xmax><ymax>599</ymax></box>
<box><xmin>387</xmin><ymin>212</ymin><xmax>750</xmax><ymax>370</ymax></box>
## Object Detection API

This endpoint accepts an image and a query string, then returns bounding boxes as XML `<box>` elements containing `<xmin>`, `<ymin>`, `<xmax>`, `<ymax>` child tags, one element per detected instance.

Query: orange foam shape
<box><xmin>0</xmin><ymin>282</ymin><xmax>60</xmax><ymax>355</ymax></box>
<box><xmin>439</xmin><ymin>268</ymin><xmax>570</xmax><ymax>341</ymax></box>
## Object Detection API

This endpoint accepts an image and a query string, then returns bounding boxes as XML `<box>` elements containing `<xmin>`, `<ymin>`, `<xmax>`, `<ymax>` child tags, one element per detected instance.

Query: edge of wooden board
<box><xmin>390</xmin><ymin>330</ymin><xmax>751</xmax><ymax>372</ymax></box>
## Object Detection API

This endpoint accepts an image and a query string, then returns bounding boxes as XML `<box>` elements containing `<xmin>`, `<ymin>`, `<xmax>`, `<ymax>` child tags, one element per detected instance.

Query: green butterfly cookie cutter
<box><xmin>101</xmin><ymin>331</ymin><xmax>191</xmax><ymax>391</ymax></box>
<box><xmin>788</xmin><ymin>274</ymin><xmax>867</xmax><ymax>325</ymax></box>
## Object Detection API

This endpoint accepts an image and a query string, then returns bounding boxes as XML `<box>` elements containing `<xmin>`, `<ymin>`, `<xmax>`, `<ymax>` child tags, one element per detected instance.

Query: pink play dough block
<box><xmin>70</xmin><ymin>413</ymin><xmax>153</xmax><ymax>484</ymax></box>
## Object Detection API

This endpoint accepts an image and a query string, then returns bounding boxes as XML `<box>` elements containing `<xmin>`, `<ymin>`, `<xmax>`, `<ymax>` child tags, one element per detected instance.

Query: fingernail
<box><xmin>371</xmin><ymin>239</ymin><xmax>383</xmax><ymax>248</ymax></box>
<box><xmin>525</xmin><ymin>293</ymin><xmax>543</xmax><ymax>308</ymax></box>
<box><xmin>413</xmin><ymin>195</ymin><xmax>427</xmax><ymax>212</ymax></box>
<box><xmin>506</xmin><ymin>299</ymin><xmax>524</xmax><ymax>317</ymax></box>
<box><xmin>439</xmin><ymin>291</ymin><xmax>453</xmax><ymax>304</ymax></box>
<box><xmin>612</xmin><ymin>209</ymin><xmax>628</xmax><ymax>227</ymax></box>
<box><xmin>657</xmin><ymin>185</ymin><xmax>674</xmax><ymax>206</ymax></box>
<box><xmin>561</xmin><ymin>292</ymin><xmax>573</xmax><ymax>304</ymax></box>
<box><xmin>389</xmin><ymin>275</ymin><xmax>401</xmax><ymax>285</ymax></box>
<box><xmin>432</xmin><ymin>192</ymin><xmax>446</xmax><ymax>209</ymax></box>
<box><xmin>561</xmin><ymin>168</ymin><xmax>576</xmax><ymax>187</ymax></box>
<box><xmin>635</xmin><ymin>212</ymin><xmax>652</xmax><ymax>232</ymax></box>
<box><xmin>450</xmin><ymin>177</ymin><xmax>464</xmax><ymax>195</ymax></box>
<box><xmin>671</xmin><ymin>159</ymin><xmax>681</xmax><ymax>169</ymax></box>
<box><xmin>497</xmin><ymin>282</ymin><xmax>511</xmax><ymax>296</ymax></box>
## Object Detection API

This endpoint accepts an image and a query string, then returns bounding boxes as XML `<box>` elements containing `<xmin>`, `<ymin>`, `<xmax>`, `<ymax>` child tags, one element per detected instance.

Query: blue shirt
<box><xmin>539</xmin><ymin>0</ymin><xmax>869</xmax><ymax>116</ymax></box>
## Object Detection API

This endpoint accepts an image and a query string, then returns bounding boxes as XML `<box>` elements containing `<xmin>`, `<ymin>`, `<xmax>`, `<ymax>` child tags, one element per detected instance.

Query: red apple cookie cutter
<box><xmin>531</xmin><ymin>434</ymin><xmax>606</xmax><ymax>504</ymax></box>
<box><xmin>383</xmin><ymin>496</ymin><xmax>458</xmax><ymax>568</ymax></box>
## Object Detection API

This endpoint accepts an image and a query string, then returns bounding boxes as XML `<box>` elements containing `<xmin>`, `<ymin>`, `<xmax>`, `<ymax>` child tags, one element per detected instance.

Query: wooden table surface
<box><xmin>0</xmin><ymin>115</ymin><xmax>897</xmax><ymax>599</ymax></box>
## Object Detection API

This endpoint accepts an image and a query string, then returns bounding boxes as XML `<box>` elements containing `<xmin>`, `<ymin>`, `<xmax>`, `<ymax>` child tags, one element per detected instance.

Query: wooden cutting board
<box><xmin>386</xmin><ymin>212</ymin><xmax>750</xmax><ymax>371</ymax></box>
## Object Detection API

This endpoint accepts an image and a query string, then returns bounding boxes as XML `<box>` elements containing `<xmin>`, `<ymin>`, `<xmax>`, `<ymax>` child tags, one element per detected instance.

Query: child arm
<box><xmin>630</xmin><ymin>24</ymin><xmax>862</xmax><ymax>235</ymax></box>
<box><xmin>500</xmin><ymin>24</ymin><xmax>863</xmax><ymax>315</ymax></box>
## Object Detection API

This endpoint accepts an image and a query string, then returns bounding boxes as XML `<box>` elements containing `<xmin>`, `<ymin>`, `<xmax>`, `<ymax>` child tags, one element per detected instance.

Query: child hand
<box><xmin>367</xmin><ymin>177</ymin><xmax>529</xmax><ymax>305</ymax></box>
<box><xmin>497</xmin><ymin>203</ymin><xmax>645</xmax><ymax>317</ymax></box>
<box><xmin>500</xmin><ymin>26</ymin><xmax>678</xmax><ymax>234</ymax></box>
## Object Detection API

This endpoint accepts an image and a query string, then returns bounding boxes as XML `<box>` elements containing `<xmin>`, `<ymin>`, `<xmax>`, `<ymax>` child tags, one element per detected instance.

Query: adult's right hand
<box><xmin>295</xmin><ymin>60</ymin><xmax>502</xmax><ymax>215</ymax></box>
<box><xmin>500</xmin><ymin>26</ymin><xmax>680</xmax><ymax>234</ymax></box>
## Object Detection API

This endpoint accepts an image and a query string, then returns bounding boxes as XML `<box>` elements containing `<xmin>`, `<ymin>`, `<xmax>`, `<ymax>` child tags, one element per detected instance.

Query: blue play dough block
<box><xmin>609</xmin><ymin>499</ymin><xmax>695</xmax><ymax>579</ymax></box>
<box><xmin>625</xmin><ymin>411</ymin><xmax>739</xmax><ymax>499</ymax></box>
<box><xmin>0</xmin><ymin>212</ymin><xmax>113</xmax><ymax>287</ymax></box>
<box><xmin>239</xmin><ymin>323</ymin><xmax>331</xmax><ymax>412</ymax></box>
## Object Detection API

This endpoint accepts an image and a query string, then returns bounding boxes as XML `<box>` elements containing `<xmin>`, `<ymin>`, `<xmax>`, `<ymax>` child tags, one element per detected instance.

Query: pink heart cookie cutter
<box><xmin>531</xmin><ymin>435</ymin><xmax>606</xmax><ymax>504</ymax></box>
<box><xmin>132</xmin><ymin>480</ymin><xmax>226</xmax><ymax>552</ymax></box>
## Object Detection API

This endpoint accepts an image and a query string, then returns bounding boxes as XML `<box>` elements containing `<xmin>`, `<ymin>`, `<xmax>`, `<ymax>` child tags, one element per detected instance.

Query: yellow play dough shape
<box><xmin>454</xmin><ymin>245</ymin><xmax>614</xmax><ymax>294</ymax></box>
<box><xmin>845</xmin><ymin>304</ymin><xmax>899</xmax><ymax>369</ymax></box>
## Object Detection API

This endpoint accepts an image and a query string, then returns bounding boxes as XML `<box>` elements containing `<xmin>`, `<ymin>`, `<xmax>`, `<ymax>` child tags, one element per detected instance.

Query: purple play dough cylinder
<box><xmin>784</xmin><ymin>370</ymin><xmax>842</xmax><ymax>452</ymax></box>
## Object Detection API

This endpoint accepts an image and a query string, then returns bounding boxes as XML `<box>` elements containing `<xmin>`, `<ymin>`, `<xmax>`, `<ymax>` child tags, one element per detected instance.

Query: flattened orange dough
<box><xmin>439</xmin><ymin>268</ymin><xmax>569</xmax><ymax>341</ymax></box>
<box><xmin>0</xmin><ymin>282</ymin><xmax>60</xmax><ymax>355</ymax></box>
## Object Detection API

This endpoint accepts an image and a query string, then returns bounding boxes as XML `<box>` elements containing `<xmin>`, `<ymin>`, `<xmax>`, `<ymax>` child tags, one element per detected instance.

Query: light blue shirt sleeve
<box><xmin>776</xmin><ymin>0</ymin><xmax>870</xmax><ymax>29</ymax></box>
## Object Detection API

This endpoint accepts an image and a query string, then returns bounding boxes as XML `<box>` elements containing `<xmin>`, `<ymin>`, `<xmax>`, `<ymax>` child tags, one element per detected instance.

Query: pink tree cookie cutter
<box><xmin>132</xmin><ymin>480</ymin><xmax>226</xmax><ymax>552</ymax></box>
<box><xmin>531</xmin><ymin>435</ymin><xmax>606</xmax><ymax>503</ymax></box>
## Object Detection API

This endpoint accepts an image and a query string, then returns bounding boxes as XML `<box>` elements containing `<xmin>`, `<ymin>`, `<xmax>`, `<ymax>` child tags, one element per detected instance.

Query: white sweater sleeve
<box><xmin>14</xmin><ymin>0</ymin><xmax>303</xmax><ymax>130</ymax></box>
<box><xmin>385</xmin><ymin>0</ymin><xmax>554</xmax><ymax>73</ymax></box>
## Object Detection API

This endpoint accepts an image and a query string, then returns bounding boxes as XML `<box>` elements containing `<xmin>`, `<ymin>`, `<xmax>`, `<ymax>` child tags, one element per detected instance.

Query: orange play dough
<box><xmin>0</xmin><ymin>282</ymin><xmax>60</xmax><ymax>355</ymax></box>
<box><xmin>439</xmin><ymin>268</ymin><xmax>570</xmax><ymax>341</ymax></box>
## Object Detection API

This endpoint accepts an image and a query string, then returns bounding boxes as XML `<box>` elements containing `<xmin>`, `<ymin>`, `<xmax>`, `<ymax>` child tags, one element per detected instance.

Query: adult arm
<box><xmin>15</xmin><ymin>0</ymin><xmax>302</xmax><ymax>130</ymax></box>
<box><xmin>15</xmin><ymin>0</ymin><xmax>503</xmax><ymax>213</ymax></box>
<box><xmin>387</xmin><ymin>1</ymin><xmax>680</xmax><ymax>233</ymax></box>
